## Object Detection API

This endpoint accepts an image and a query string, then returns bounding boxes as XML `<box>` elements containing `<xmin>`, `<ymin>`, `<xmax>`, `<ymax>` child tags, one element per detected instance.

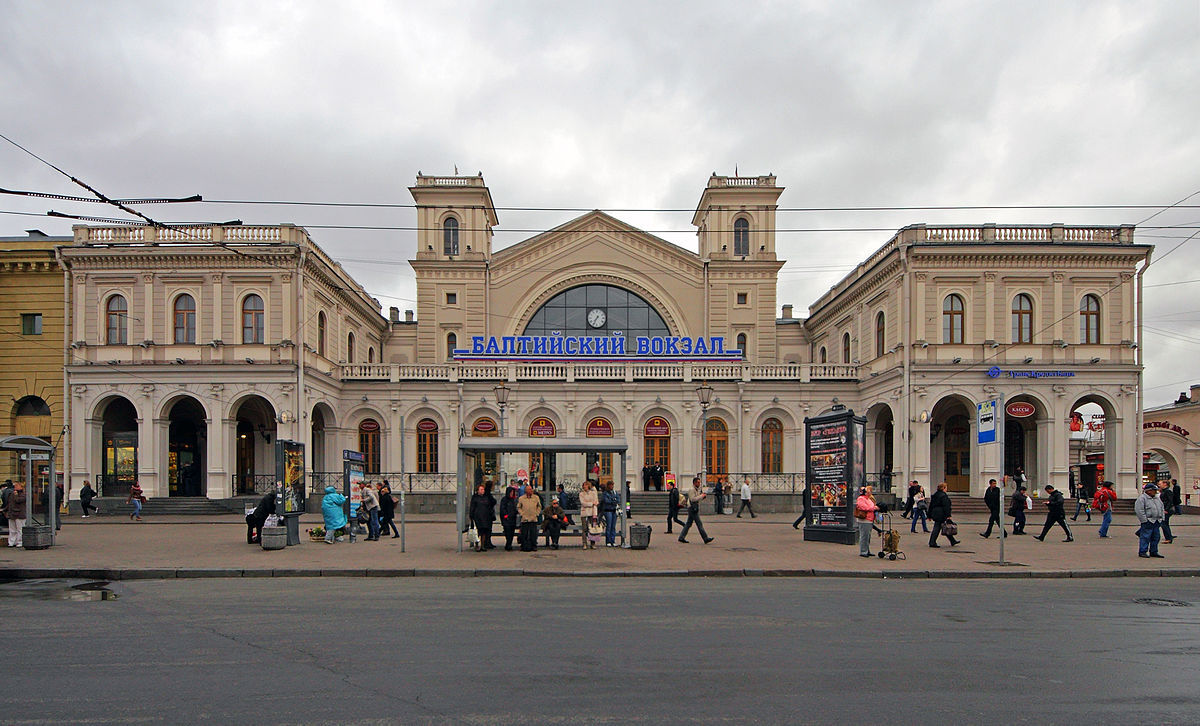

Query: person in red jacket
<box><xmin>1092</xmin><ymin>480</ymin><xmax>1117</xmax><ymax>538</ymax></box>
<box><xmin>854</xmin><ymin>486</ymin><xmax>879</xmax><ymax>558</ymax></box>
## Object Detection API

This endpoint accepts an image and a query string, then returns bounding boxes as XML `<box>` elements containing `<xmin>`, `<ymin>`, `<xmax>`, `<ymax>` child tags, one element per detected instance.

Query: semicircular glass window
<box><xmin>523</xmin><ymin>284</ymin><xmax>669</xmax><ymax>352</ymax></box>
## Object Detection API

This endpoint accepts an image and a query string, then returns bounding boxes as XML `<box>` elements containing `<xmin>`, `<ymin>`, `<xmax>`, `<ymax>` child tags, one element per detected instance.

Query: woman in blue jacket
<box><xmin>321</xmin><ymin>486</ymin><xmax>348</xmax><ymax>544</ymax></box>
<box><xmin>600</xmin><ymin>482</ymin><xmax>620</xmax><ymax>547</ymax></box>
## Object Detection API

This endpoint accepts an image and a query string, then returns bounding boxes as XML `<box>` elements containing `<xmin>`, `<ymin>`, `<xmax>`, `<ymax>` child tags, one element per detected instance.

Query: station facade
<box><xmin>56</xmin><ymin>172</ymin><xmax>1151</xmax><ymax>502</ymax></box>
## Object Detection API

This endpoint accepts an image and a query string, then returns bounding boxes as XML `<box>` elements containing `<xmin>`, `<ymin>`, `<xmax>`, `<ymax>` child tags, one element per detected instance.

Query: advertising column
<box><xmin>803</xmin><ymin>408</ymin><xmax>866</xmax><ymax>544</ymax></box>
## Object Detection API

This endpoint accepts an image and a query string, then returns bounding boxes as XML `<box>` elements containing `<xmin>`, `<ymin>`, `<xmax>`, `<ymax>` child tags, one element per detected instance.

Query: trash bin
<box><xmin>260</xmin><ymin>526</ymin><xmax>288</xmax><ymax>550</ymax></box>
<box><xmin>22</xmin><ymin>525</ymin><xmax>53</xmax><ymax>550</ymax></box>
<box><xmin>629</xmin><ymin>523</ymin><xmax>652</xmax><ymax>550</ymax></box>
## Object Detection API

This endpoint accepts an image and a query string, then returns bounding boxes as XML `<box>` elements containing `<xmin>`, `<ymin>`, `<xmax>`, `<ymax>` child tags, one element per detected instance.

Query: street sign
<box><xmin>978</xmin><ymin>400</ymin><xmax>997</xmax><ymax>444</ymax></box>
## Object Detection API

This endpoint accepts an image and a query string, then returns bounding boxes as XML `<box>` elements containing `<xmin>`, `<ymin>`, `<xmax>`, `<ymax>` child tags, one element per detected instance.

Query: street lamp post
<box><xmin>696</xmin><ymin>382</ymin><xmax>714</xmax><ymax>511</ymax></box>
<box><xmin>494</xmin><ymin>383</ymin><xmax>510</xmax><ymax>486</ymax></box>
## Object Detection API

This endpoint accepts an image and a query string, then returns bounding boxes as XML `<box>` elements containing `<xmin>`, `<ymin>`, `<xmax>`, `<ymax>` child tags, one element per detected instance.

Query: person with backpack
<box><xmin>1092</xmin><ymin>480</ymin><xmax>1117</xmax><ymax>538</ymax></box>
<box><xmin>1009</xmin><ymin>484</ymin><xmax>1028</xmax><ymax>535</ymax></box>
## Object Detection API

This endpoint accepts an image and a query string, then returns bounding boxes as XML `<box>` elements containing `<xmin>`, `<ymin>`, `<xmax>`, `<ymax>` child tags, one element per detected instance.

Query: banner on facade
<box><xmin>644</xmin><ymin>417</ymin><xmax>670</xmax><ymax>437</ymax></box>
<box><xmin>454</xmin><ymin>334</ymin><xmax>741</xmax><ymax>361</ymax></box>
<box><xmin>586</xmin><ymin>417</ymin><xmax>613</xmax><ymax>437</ymax></box>
<box><xmin>529</xmin><ymin>417</ymin><xmax>556</xmax><ymax>437</ymax></box>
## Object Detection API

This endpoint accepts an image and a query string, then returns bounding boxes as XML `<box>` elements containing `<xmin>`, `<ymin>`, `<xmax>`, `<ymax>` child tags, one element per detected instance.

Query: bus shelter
<box><xmin>0</xmin><ymin>435</ymin><xmax>58</xmax><ymax>548</ymax></box>
<box><xmin>456</xmin><ymin>437</ymin><xmax>628</xmax><ymax>552</ymax></box>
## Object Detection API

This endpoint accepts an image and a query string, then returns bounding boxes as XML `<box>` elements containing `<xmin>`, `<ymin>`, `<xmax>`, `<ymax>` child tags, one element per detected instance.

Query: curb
<box><xmin>2</xmin><ymin>567</ymin><xmax>1198</xmax><ymax>582</ymax></box>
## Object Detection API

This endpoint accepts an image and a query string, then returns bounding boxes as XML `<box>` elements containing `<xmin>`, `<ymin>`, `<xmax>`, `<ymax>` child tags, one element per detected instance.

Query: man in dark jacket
<box><xmin>1034</xmin><ymin>484</ymin><xmax>1073</xmax><ymax>542</ymax></box>
<box><xmin>980</xmin><ymin>478</ymin><xmax>1004</xmax><ymax>538</ymax></box>
<box><xmin>1009</xmin><ymin>485</ymin><xmax>1028</xmax><ymax>534</ymax></box>
<box><xmin>1171</xmin><ymin>478</ymin><xmax>1182</xmax><ymax>516</ymax></box>
<box><xmin>245</xmin><ymin>490</ymin><xmax>276</xmax><ymax>544</ymax></box>
<box><xmin>1158</xmin><ymin>481</ymin><xmax>1176</xmax><ymax>544</ymax></box>
<box><xmin>666</xmin><ymin>481</ymin><xmax>686</xmax><ymax>533</ymax></box>
<box><xmin>927</xmin><ymin>482</ymin><xmax>959</xmax><ymax>547</ymax></box>
<box><xmin>902</xmin><ymin>480</ymin><xmax>920</xmax><ymax>519</ymax></box>
<box><xmin>499</xmin><ymin>486</ymin><xmax>519</xmax><ymax>551</ymax></box>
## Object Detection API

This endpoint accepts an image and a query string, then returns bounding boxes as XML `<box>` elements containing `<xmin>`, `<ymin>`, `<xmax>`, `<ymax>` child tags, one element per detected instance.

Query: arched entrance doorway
<box><xmin>585</xmin><ymin>416</ymin><xmax>614</xmax><ymax>487</ymax></box>
<box><xmin>1002</xmin><ymin>395</ymin><xmax>1045</xmax><ymax>486</ymax></box>
<box><xmin>311</xmin><ymin>404</ymin><xmax>335</xmax><ymax>475</ymax></box>
<box><xmin>865</xmin><ymin>404</ymin><xmax>894</xmax><ymax>490</ymax></box>
<box><xmin>705</xmin><ymin>417</ymin><xmax>729</xmax><ymax>490</ymax></box>
<box><xmin>528</xmin><ymin>416</ymin><xmax>556</xmax><ymax>491</ymax></box>
<box><xmin>233</xmin><ymin>396</ymin><xmax>276</xmax><ymax>495</ymax></box>
<box><xmin>1067</xmin><ymin>396</ymin><xmax>1117</xmax><ymax>491</ymax></box>
<box><xmin>931</xmin><ymin>395</ymin><xmax>974</xmax><ymax>493</ymax></box>
<box><xmin>643</xmin><ymin>417</ymin><xmax>671</xmax><ymax>483</ymax></box>
<box><xmin>166</xmin><ymin>397</ymin><xmax>206</xmax><ymax>497</ymax></box>
<box><xmin>471</xmin><ymin>416</ymin><xmax>499</xmax><ymax>485</ymax></box>
<box><xmin>99</xmin><ymin>397</ymin><xmax>138</xmax><ymax>498</ymax></box>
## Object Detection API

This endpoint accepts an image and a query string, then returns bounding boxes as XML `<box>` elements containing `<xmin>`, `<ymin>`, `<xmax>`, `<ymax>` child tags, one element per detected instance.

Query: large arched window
<box><xmin>761</xmin><ymin>418</ymin><xmax>782</xmax><ymax>473</ymax></box>
<box><xmin>446</xmin><ymin>332</ymin><xmax>457</xmax><ymax>360</ymax></box>
<box><xmin>106</xmin><ymin>294</ymin><xmax>128</xmax><ymax>345</ymax></box>
<box><xmin>1080</xmin><ymin>294</ymin><xmax>1100</xmax><ymax>344</ymax></box>
<box><xmin>942</xmin><ymin>294</ymin><xmax>964</xmax><ymax>344</ymax></box>
<box><xmin>819</xmin><ymin>346</ymin><xmax>827</xmax><ymax>364</ymax></box>
<box><xmin>173</xmin><ymin>294</ymin><xmax>196</xmax><ymax>344</ymax></box>
<box><xmin>875</xmin><ymin>311</ymin><xmax>886</xmax><ymax>357</ymax></box>
<box><xmin>705</xmin><ymin>418</ymin><xmax>728</xmax><ymax>486</ymax></box>
<box><xmin>842</xmin><ymin>332</ymin><xmax>851</xmax><ymax>363</ymax></box>
<box><xmin>733</xmin><ymin>217</ymin><xmax>750</xmax><ymax>256</ymax></box>
<box><xmin>242</xmin><ymin>294</ymin><xmax>264</xmax><ymax>344</ymax></box>
<box><xmin>1012</xmin><ymin>293</ymin><xmax>1033</xmax><ymax>344</ymax></box>
<box><xmin>417</xmin><ymin>418</ymin><xmax>439</xmax><ymax>473</ymax></box>
<box><xmin>346</xmin><ymin>332</ymin><xmax>355</xmax><ymax>364</ymax></box>
<box><xmin>643</xmin><ymin>417</ymin><xmax>671</xmax><ymax>470</ymax></box>
<box><xmin>317</xmin><ymin>311</ymin><xmax>327</xmax><ymax>357</ymax></box>
<box><xmin>523</xmin><ymin>283</ymin><xmax>669</xmax><ymax>351</ymax></box>
<box><xmin>443</xmin><ymin>216</ymin><xmax>459</xmax><ymax>255</ymax></box>
<box><xmin>358</xmin><ymin>419</ymin><xmax>380</xmax><ymax>474</ymax></box>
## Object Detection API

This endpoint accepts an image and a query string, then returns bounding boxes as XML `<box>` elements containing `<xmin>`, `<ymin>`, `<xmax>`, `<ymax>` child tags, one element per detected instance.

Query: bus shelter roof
<box><xmin>0</xmin><ymin>435</ymin><xmax>56</xmax><ymax>453</ymax></box>
<box><xmin>457</xmin><ymin>437</ymin><xmax>628</xmax><ymax>454</ymax></box>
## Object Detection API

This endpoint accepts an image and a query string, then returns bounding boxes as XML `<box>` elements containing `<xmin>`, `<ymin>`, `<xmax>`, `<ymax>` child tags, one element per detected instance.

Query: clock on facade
<box><xmin>587</xmin><ymin>308</ymin><xmax>606</xmax><ymax>328</ymax></box>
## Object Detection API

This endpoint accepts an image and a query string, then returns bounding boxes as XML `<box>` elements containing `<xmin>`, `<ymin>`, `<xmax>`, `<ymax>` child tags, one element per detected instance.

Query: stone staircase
<box><xmin>85</xmin><ymin>496</ymin><xmax>248</xmax><ymax>517</ymax></box>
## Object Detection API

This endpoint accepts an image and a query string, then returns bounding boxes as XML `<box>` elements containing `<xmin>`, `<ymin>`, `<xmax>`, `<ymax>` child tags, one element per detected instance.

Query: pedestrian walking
<box><xmin>678</xmin><ymin>476</ymin><xmax>714</xmax><ymax>544</ymax></box>
<box><xmin>902</xmin><ymin>479</ymin><xmax>919</xmax><ymax>519</ymax></box>
<box><xmin>1171</xmin><ymin>478</ymin><xmax>1182</xmax><ymax>516</ymax></box>
<box><xmin>500</xmin><ymin>486</ymin><xmax>519</xmax><ymax>551</ymax></box>
<box><xmin>1013</xmin><ymin>466</ymin><xmax>1028</xmax><ymax>492</ymax></box>
<box><xmin>1135</xmin><ymin>482</ymin><xmax>1165</xmax><ymax>558</ymax></box>
<box><xmin>379</xmin><ymin>482</ymin><xmax>401</xmax><ymax>539</ymax></box>
<box><xmin>79</xmin><ymin>480</ymin><xmax>98</xmax><ymax>518</ymax></box>
<box><xmin>1071</xmin><ymin>486</ymin><xmax>1092</xmax><ymax>522</ymax></box>
<box><xmin>126</xmin><ymin>481</ymin><xmax>145</xmax><ymax>521</ymax></box>
<box><xmin>1092</xmin><ymin>480</ymin><xmax>1117</xmax><ymax>537</ymax></box>
<box><xmin>517</xmin><ymin>486</ymin><xmax>542</xmax><ymax>552</ymax></box>
<box><xmin>468</xmin><ymin>484</ymin><xmax>495</xmax><ymax>552</ymax></box>
<box><xmin>4</xmin><ymin>480</ymin><xmax>27</xmax><ymax>548</ymax></box>
<box><xmin>712</xmin><ymin>477</ymin><xmax>724</xmax><ymax>515</ymax></box>
<box><xmin>1009</xmin><ymin>484</ymin><xmax>1028</xmax><ymax>534</ymax></box>
<box><xmin>1158</xmin><ymin>481</ymin><xmax>1175</xmax><ymax>544</ymax></box>
<box><xmin>927</xmin><ymin>482</ymin><xmax>959</xmax><ymax>548</ymax></box>
<box><xmin>1034</xmin><ymin>484</ymin><xmax>1073</xmax><ymax>542</ymax></box>
<box><xmin>854</xmin><ymin>485</ymin><xmax>878</xmax><ymax>557</ymax></box>
<box><xmin>600</xmin><ymin>481</ymin><xmax>620</xmax><ymax>547</ymax></box>
<box><xmin>980</xmin><ymin>478</ymin><xmax>1005</xmax><ymax>538</ymax></box>
<box><xmin>736</xmin><ymin>480</ymin><xmax>757</xmax><ymax>518</ymax></box>
<box><xmin>909</xmin><ymin>486</ymin><xmax>929</xmax><ymax>533</ymax></box>
<box><xmin>320</xmin><ymin>485</ymin><xmax>347</xmax><ymax>544</ymax></box>
<box><xmin>792</xmin><ymin>484</ymin><xmax>810</xmax><ymax>529</ymax></box>
<box><xmin>665</xmin><ymin>480</ymin><xmax>686</xmax><ymax>533</ymax></box>
<box><xmin>543</xmin><ymin>496</ymin><xmax>568</xmax><ymax>549</ymax></box>
<box><xmin>360</xmin><ymin>482</ymin><xmax>381</xmax><ymax>541</ymax></box>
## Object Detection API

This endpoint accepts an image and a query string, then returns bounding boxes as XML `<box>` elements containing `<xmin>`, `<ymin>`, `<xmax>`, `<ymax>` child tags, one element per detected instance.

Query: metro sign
<box><xmin>1006</xmin><ymin>402</ymin><xmax>1035</xmax><ymax>418</ymax></box>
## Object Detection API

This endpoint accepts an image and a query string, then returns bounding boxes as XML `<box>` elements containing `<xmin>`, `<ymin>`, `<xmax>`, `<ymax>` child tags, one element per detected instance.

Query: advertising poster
<box><xmin>275</xmin><ymin>440</ymin><xmax>305</xmax><ymax>513</ymax></box>
<box><xmin>343</xmin><ymin>449</ymin><xmax>366</xmax><ymax>520</ymax></box>
<box><xmin>803</xmin><ymin>408</ymin><xmax>866</xmax><ymax>544</ymax></box>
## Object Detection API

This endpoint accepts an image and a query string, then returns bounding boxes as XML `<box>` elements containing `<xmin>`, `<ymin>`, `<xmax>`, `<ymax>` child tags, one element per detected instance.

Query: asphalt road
<box><xmin>3</xmin><ymin>577</ymin><xmax>1199</xmax><ymax>725</ymax></box>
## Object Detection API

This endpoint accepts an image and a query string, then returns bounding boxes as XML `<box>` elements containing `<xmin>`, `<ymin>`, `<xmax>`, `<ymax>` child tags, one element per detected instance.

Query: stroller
<box><xmin>873</xmin><ymin>510</ymin><xmax>905</xmax><ymax>560</ymax></box>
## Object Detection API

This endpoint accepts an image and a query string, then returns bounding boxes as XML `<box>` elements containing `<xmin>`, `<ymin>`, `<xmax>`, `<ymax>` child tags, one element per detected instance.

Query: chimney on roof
<box><xmin>404</xmin><ymin>310</ymin><xmax>414</xmax><ymax>323</ymax></box>
<box><xmin>782</xmin><ymin>304</ymin><xmax>793</xmax><ymax>319</ymax></box>
<box><xmin>1191</xmin><ymin>384</ymin><xmax>1200</xmax><ymax>402</ymax></box>
<box><xmin>389</xmin><ymin>307</ymin><xmax>400</xmax><ymax>323</ymax></box>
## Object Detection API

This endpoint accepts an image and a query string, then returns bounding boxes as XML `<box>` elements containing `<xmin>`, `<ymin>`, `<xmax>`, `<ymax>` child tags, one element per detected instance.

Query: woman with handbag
<box><xmin>127</xmin><ymin>481</ymin><xmax>146</xmax><ymax>521</ymax></box>
<box><xmin>468</xmin><ymin>484</ymin><xmax>495</xmax><ymax>552</ymax></box>
<box><xmin>379</xmin><ymin>482</ymin><xmax>401</xmax><ymax>539</ymax></box>
<box><xmin>578</xmin><ymin>480</ymin><xmax>599</xmax><ymax>547</ymax></box>
<box><xmin>927</xmin><ymin>481</ymin><xmax>959</xmax><ymax>548</ymax></box>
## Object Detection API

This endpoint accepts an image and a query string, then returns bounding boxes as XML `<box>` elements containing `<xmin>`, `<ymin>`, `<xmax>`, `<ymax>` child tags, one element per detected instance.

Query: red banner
<box><xmin>1006</xmin><ymin>402</ymin><xmax>1035</xmax><ymax>418</ymax></box>
<box><xmin>644</xmin><ymin>417</ymin><xmax>670</xmax><ymax>437</ymax></box>
<box><xmin>416</xmin><ymin>418</ymin><xmax>438</xmax><ymax>432</ymax></box>
<box><xmin>529</xmin><ymin>417</ymin><xmax>556</xmax><ymax>437</ymax></box>
<box><xmin>586</xmin><ymin>417</ymin><xmax>613</xmax><ymax>437</ymax></box>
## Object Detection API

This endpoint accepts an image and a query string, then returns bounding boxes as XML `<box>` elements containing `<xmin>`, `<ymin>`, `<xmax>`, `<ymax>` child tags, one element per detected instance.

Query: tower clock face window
<box><xmin>587</xmin><ymin>308</ymin><xmax>606</xmax><ymax>328</ymax></box>
<box><xmin>524</xmin><ymin>284</ymin><xmax>668</xmax><ymax>351</ymax></box>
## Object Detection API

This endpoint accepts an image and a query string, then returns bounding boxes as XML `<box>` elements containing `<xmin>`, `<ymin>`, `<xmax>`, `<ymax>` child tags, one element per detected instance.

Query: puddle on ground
<box><xmin>0</xmin><ymin>579</ymin><xmax>119</xmax><ymax>601</ymax></box>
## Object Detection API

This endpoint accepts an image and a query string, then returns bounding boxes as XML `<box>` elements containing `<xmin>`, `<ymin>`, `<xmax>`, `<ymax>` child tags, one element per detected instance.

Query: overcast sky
<box><xmin>2</xmin><ymin>0</ymin><xmax>1198</xmax><ymax>407</ymax></box>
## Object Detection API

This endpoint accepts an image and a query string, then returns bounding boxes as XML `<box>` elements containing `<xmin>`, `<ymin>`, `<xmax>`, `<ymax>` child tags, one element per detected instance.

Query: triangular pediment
<box><xmin>491</xmin><ymin>210</ymin><xmax>701</xmax><ymax>275</ymax></box>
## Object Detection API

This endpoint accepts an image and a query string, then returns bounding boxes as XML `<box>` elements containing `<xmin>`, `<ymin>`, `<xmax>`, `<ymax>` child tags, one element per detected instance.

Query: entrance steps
<box><xmin>88</xmin><ymin>496</ymin><xmax>246</xmax><ymax>517</ymax></box>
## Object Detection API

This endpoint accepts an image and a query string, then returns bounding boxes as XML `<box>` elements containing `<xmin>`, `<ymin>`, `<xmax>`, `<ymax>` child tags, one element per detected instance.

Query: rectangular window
<box><xmin>736</xmin><ymin>292</ymin><xmax>748</xmax><ymax>305</ymax></box>
<box><xmin>446</xmin><ymin>292</ymin><xmax>457</xmax><ymax>305</ymax></box>
<box><xmin>21</xmin><ymin>313</ymin><xmax>42</xmax><ymax>335</ymax></box>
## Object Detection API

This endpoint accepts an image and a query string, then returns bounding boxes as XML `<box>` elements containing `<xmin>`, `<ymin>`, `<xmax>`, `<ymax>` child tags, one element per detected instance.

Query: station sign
<box><xmin>977</xmin><ymin>400</ymin><xmax>997</xmax><ymax>444</ymax></box>
<box><xmin>1006</xmin><ymin>402</ymin><xmax>1035</xmax><ymax>418</ymax></box>
<box><xmin>986</xmin><ymin>366</ymin><xmax>1074</xmax><ymax>379</ymax></box>
<box><xmin>644</xmin><ymin>418</ymin><xmax>670</xmax><ymax>437</ymax></box>
<box><xmin>529</xmin><ymin>417</ymin><xmax>556</xmax><ymax>437</ymax></box>
<box><xmin>586</xmin><ymin>417</ymin><xmax>613</xmax><ymax>437</ymax></box>
<box><xmin>455</xmin><ymin>334</ymin><xmax>741</xmax><ymax>361</ymax></box>
<box><xmin>1144</xmin><ymin>421</ymin><xmax>1190</xmax><ymax>437</ymax></box>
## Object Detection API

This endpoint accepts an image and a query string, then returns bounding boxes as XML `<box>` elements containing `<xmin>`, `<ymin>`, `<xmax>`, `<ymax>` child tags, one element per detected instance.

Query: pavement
<box><xmin>2</xmin><ymin>511</ymin><xmax>1197</xmax><ymax>580</ymax></box>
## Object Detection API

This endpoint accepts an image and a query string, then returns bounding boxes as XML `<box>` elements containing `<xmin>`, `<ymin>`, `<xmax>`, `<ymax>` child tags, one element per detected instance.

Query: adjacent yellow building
<box><xmin>0</xmin><ymin>230</ymin><xmax>69</xmax><ymax>489</ymax></box>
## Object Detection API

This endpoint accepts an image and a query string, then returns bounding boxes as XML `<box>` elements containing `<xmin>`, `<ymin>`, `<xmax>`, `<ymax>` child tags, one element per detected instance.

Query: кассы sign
<box><xmin>1006</xmin><ymin>402</ymin><xmax>1035</xmax><ymax>418</ymax></box>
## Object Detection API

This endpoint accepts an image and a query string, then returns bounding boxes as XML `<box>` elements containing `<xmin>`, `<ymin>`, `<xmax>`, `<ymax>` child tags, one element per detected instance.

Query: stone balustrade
<box><xmin>340</xmin><ymin>361</ymin><xmax>858</xmax><ymax>383</ymax></box>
